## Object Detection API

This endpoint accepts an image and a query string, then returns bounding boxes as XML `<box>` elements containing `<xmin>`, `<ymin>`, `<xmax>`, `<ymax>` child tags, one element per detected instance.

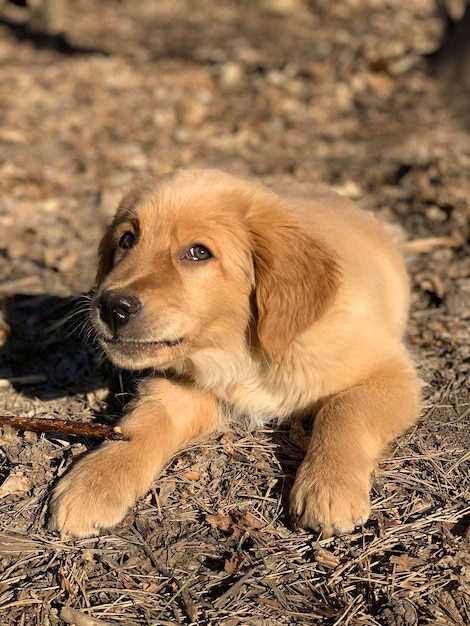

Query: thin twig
<box><xmin>156</xmin><ymin>571</ymin><xmax>198</xmax><ymax>622</ymax></box>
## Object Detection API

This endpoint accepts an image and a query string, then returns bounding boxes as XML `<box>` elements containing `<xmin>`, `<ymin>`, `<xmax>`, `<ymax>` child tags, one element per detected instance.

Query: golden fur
<box><xmin>49</xmin><ymin>169</ymin><xmax>420</xmax><ymax>538</ymax></box>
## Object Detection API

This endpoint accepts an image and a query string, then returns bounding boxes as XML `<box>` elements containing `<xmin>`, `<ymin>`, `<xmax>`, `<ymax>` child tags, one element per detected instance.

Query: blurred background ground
<box><xmin>0</xmin><ymin>0</ymin><xmax>469</xmax><ymax>624</ymax></box>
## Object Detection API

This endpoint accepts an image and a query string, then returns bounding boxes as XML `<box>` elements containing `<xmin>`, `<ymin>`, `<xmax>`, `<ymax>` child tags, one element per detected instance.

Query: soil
<box><xmin>0</xmin><ymin>1</ymin><xmax>469</xmax><ymax>625</ymax></box>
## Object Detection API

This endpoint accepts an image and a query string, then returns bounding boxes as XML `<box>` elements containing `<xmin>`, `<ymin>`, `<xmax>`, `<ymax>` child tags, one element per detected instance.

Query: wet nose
<box><xmin>97</xmin><ymin>290</ymin><xmax>142</xmax><ymax>333</ymax></box>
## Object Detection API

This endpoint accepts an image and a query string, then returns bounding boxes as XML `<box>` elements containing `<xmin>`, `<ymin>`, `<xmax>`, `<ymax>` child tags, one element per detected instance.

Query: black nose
<box><xmin>97</xmin><ymin>290</ymin><xmax>142</xmax><ymax>333</ymax></box>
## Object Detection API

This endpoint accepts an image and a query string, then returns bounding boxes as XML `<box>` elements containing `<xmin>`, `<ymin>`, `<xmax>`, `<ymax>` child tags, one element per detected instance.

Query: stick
<box><xmin>60</xmin><ymin>606</ymin><xmax>112</xmax><ymax>626</ymax></box>
<box><xmin>400</xmin><ymin>234</ymin><xmax>464</xmax><ymax>255</ymax></box>
<box><xmin>0</xmin><ymin>416</ymin><xmax>129</xmax><ymax>441</ymax></box>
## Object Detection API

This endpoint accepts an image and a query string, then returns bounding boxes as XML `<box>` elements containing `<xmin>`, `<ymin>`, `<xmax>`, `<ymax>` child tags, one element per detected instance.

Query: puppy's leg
<box><xmin>49</xmin><ymin>378</ymin><xmax>219</xmax><ymax>538</ymax></box>
<box><xmin>290</xmin><ymin>352</ymin><xmax>420</xmax><ymax>536</ymax></box>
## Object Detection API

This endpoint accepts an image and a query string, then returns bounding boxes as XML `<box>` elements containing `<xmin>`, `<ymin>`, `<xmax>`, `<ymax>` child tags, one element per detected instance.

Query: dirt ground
<box><xmin>0</xmin><ymin>0</ymin><xmax>469</xmax><ymax>624</ymax></box>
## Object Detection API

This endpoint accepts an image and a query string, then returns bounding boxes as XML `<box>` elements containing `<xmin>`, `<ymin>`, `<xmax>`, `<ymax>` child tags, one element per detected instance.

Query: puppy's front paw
<box><xmin>290</xmin><ymin>458</ymin><xmax>371</xmax><ymax>536</ymax></box>
<box><xmin>49</xmin><ymin>445</ymin><xmax>140</xmax><ymax>538</ymax></box>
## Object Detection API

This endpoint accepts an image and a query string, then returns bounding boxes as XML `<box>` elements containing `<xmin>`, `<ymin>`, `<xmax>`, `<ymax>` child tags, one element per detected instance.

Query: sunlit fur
<box><xmin>50</xmin><ymin>169</ymin><xmax>420</xmax><ymax>538</ymax></box>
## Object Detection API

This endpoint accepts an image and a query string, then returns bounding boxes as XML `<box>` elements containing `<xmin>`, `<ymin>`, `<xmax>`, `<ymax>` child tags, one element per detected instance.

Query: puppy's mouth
<box><xmin>97</xmin><ymin>334</ymin><xmax>185</xmax><ymax>369</ymax></box>
<box><xmin>102</xmin><ymin>337</ymin><xmax>183</xmax><ymax>348</ymax></box>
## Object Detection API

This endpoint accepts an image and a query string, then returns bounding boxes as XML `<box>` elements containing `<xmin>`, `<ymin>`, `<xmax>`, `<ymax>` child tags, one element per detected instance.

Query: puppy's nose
<box><xmin>98</xmin><ymin>290</ymin><xmax>142</xmax><ymax>333</ymax></box>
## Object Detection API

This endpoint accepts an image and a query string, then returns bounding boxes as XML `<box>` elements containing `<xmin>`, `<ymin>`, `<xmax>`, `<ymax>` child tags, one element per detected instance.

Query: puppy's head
<box><xmin>92</xmin><ymin>170</ymin><xmax>340</xmax><ymax>370</ymax></box>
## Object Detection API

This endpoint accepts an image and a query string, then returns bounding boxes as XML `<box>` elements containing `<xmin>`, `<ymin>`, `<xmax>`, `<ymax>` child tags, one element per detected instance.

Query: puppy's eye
<box><xmin>183</xmin><ymin>245</ymin><xmax>212</xmax><ymax>262</ymax></box>
<box><xmin>118</xmin><ymin>231</ymin><xmax>136</xmax><ymax>250</ymax></box>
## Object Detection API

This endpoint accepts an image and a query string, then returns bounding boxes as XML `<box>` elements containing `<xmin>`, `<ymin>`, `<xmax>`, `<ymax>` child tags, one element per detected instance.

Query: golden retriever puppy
<box><xmin>49</xmin><ymin>169</ymin><xmax>420</xmax><ymax>538</ymax></box>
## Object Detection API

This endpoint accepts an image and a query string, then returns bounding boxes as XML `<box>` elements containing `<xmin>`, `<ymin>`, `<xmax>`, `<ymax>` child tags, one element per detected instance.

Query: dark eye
<box><xmin>183</xmin><ymin>245</ymin><xmax>212</xmax><ymax>262</ymax></box>
<box><xmin>118</xmin><ymin>231</ymin><xmax>136</xmax><ymax>250</ymax></box>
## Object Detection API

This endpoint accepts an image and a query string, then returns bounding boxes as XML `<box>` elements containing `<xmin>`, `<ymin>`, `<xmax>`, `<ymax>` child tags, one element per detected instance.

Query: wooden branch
<box><xmin>0</xmin><ymin>416</ymin><xmax>129</xmax><ymax>441</ymax></box>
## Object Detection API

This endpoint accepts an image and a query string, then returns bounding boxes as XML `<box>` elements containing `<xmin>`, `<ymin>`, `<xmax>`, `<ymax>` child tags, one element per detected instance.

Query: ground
<box><xmin>0</xmin><ymin>0</ymin><xmax>469</xmax><ymax>624</ymax></box>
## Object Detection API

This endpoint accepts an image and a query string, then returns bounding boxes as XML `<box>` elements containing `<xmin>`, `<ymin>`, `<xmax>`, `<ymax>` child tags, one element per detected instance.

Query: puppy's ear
<box><xmin>248</xmin><ymin>199</ymin><xmax>340</xmax><ymax>362</ymax></box>
<box><xmin>95</xmin><ymin>224</ymin><xmax>116</xmax><ymax>285</ymax></box>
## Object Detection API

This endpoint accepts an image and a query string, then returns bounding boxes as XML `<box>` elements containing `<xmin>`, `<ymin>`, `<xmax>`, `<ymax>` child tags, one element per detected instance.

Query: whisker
<box><xmin>64</xmin><ymin>292</ymin><xmax>98</xmax><ymax>346</ymax></box>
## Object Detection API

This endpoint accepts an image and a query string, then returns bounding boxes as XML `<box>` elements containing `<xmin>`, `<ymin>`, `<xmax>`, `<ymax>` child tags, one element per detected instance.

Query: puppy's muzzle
<box><xmin>97</xmin><ymin>290</ymin><xmax>142</xmax><ymax>335</ymax></box>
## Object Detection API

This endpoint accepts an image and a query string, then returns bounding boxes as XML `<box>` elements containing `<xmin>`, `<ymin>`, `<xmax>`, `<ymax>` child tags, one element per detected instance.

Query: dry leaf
<box><xmin>0</xmin><ymin>473</ymin><xmax>32</xmax><ymax>499</ymax></box>
<box><xmin>142</xmin><ymin>582</ymin><xmax>160</xmax><ymax>593</ymax></box>
<box><xmin>390</xmin><ymin>554</ymin><xmax>425</xmax><ymax>572</ymax></box>
<box><xmin>314</xmin><ymin>548</ymin><xmax>341</xmax><ymax>569</ymax></box>
<box><xmin>220</xmin><ymin>434</ymin><xmax>235</xmax><ymax>446</ymax></box>
<box><xmin>57</xmin><ymin>569</ymin><xmax>79</xmax><ymax>596</ymax></box>
<box><xmin>206</xmin><ymin>512</ymin><xmax>233</xmax><ymax>532</ymax></box>
<box><xmin>229</xmin><ymin>449</ymin><xmax>253</xmax><ymax>463</ymax></box>
<box><xmin>384</xmin><ymin>518</ymin><xmax>402</xmax><ymax>528</ymax></box>
<box><xmin>237</xmin><ymin>512</ymin><xmax>264</xmax><ymax>530</ymax></box>
<box><xmin>182</xmin><ymin>470</ymin><xmax>205</xmax><ymax>481</ymax></box>
<box><xmin>289</xmin><ymin>418</ymin><xmax>310</xmax><ymax>451</ymax></box>
<box><xmin>224</xmin><ymin>553</ymin><xmax>245</xmax><ymax>574</ymax></box>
